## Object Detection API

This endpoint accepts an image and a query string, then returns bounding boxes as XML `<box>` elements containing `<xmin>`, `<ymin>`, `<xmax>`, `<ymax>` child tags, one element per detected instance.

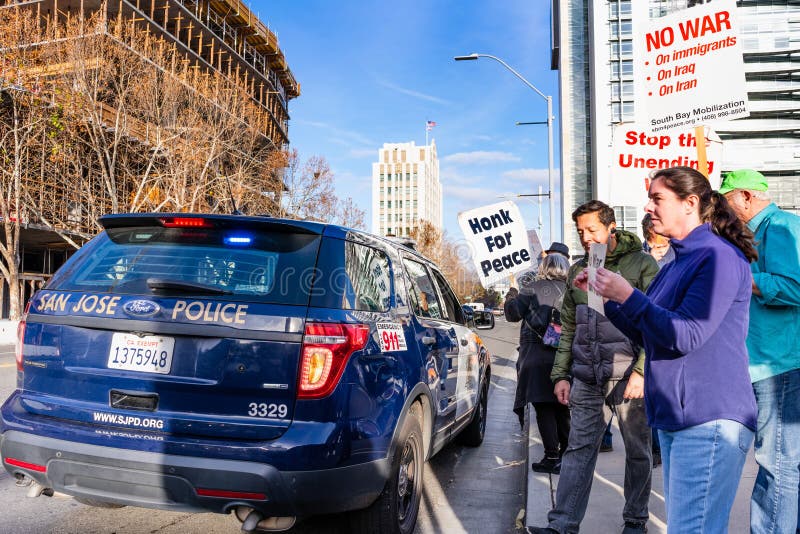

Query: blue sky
<box><xmin>254</xmin><ymin>1</ymin><xmax>560</xmax><ymax>241</ymax></box>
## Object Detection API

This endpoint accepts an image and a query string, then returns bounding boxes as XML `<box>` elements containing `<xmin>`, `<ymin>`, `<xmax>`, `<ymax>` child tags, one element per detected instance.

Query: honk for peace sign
<box><xmin>458</xmin><ymin>201</ymin><xmax>533</xmax><ymax>289</ymax></box>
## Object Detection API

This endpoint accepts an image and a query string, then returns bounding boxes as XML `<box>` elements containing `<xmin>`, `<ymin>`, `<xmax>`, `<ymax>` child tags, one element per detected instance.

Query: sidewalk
<box><xmin>525</xmin><ymin>408</ymin><xmax>757</xmax><ymax>533</ymax></box>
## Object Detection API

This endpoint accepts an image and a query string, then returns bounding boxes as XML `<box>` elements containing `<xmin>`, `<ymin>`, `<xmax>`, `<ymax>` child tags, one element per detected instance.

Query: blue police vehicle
<box><xmin>0</xmin><ymin>214</ymin><xmax>495</xmax><ymax>533</ymax></box>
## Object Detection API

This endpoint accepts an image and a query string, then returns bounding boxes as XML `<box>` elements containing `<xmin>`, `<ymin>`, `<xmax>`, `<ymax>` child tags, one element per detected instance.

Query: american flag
<box><xmin>426</xmin><ymin>120</ymin><xmax>437</xmax><ymax>131</ymax></box>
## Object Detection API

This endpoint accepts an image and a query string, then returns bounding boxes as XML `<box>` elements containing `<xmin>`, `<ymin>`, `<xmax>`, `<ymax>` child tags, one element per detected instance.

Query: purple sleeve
<box><xmin>616</xmin><ymin>256</ymin><xmax>747</xmax><ymax>355</ymax></box>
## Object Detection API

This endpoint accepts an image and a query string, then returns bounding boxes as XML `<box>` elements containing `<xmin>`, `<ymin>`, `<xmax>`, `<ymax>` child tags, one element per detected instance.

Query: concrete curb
<box><xmin>525</xmin><ymin>405</ymin><xmax>556</xmax><ymax>530</ymax></box>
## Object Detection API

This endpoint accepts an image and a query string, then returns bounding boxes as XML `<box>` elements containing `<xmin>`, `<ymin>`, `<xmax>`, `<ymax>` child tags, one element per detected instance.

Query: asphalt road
<box><xmin>0</xmin><ymin>318</ymin><xmax>526</xmax><ymax>534</ymax></box>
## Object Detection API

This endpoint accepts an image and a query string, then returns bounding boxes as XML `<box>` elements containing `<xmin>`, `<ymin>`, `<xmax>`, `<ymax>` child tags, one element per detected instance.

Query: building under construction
<box><xmin>0</xmin><ymin>0</ymin><xmax>299</xmax><ymax>318</ymax></box>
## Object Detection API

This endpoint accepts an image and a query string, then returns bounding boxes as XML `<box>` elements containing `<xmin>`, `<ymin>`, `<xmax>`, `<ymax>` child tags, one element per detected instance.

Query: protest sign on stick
<box><xmin>637</xmin><ymin>0</ymin><xmax>747</xmax><ymax>177</ymax></box>
<box><xmin>458</xmin><ymin>201</ymin><xmax>533</xmax><ymax>289</ymax></box>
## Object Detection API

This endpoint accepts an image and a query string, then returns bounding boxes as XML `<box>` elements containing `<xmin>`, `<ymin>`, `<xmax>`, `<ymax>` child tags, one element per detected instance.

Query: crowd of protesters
<box><xmin>507</xmin><ymin>167</ymin><xmax>800</xmax><ymax>534</ymax></box>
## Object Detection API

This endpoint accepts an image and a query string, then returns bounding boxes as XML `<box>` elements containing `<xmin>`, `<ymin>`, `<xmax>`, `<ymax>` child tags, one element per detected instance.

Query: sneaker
<box><xmin>652</xmin><ymin>450</ymin><xmax>662</xmax><ymax>468</ymax></box>
<box><xmin>622</xmin><ymin>521</ymin><xmax>648</xmax><ymax>533</ymax></box>
<box><xmin>527</xmin><ymin>528</ymin><xmax>559</xmax><ymax>534</ymax></box>
<box><xmin>599</xmin><ymin>442</ymin><xmax>613</xmax><ymax>453</ymax></box>
<box><xmin>531</xmin><ymin>456</ymin><xmax>561</xmax><ymax>474</ymax></box>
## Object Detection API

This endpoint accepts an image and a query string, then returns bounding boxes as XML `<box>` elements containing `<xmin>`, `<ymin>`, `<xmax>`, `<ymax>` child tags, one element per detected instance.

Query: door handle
<box><xmin>422</xmin><ymin>336</ymin><xmax>436</xmax><ymax>346</ymax></box>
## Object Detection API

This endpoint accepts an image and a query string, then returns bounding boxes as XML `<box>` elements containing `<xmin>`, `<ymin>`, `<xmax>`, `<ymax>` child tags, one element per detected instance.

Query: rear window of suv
<box><xmin>47</xmin><ymin>226</ymin><xmax>321</xmax><ymax>306</ymax></box>
<box><xmin>311</xmin><ymin>237</ymin><xmax>392</xmax><ymax>312</ymax></box>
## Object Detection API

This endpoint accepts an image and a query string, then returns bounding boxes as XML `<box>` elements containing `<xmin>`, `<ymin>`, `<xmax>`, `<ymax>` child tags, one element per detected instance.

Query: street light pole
<box><xmin>454</xmin><ymin>53</ymin><xmax>557</xmax><ymax>245</ymax></box>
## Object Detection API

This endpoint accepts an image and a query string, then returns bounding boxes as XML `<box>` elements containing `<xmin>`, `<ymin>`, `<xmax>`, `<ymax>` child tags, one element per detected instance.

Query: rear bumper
<box><xmin>0</xmin><ymin>430</ymin><xmax>390</xmax><ymax>516</ymax></box>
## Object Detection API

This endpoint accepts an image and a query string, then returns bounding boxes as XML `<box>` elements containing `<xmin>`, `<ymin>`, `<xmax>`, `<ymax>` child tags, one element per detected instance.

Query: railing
<box><xmin>170</xmin><ymin>0</ymin><xmax>286</xmax><ymax>97</ymax></box>
<box><xmin>117</xmin><ymin>0</ymin><xmax>291</xmax><ymax>142</ymax></box>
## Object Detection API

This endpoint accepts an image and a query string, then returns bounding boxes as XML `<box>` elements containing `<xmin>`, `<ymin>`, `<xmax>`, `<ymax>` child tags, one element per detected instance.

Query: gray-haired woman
<box><xmin>505</xmin><ymin>252</ymin><xmax>571</xmax><ymax>473</ymax></box>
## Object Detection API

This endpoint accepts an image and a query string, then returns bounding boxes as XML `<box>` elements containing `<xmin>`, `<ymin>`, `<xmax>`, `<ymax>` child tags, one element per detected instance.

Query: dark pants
<box><xmin>547</xmin><ymin>377</ymin><xmax>652</xmax><ymax>533</ymax></box>
<box><xmin>533</xmin><ymin>401</ymin><xmax>571</xmax><ymax>458</ymax></box>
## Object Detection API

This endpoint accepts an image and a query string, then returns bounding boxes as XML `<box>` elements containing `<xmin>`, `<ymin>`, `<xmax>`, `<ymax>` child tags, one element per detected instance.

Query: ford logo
<box><xmin>123</xmin><ymin>300</ymin><xmax>161</xmax><ymax>317</ymax></box>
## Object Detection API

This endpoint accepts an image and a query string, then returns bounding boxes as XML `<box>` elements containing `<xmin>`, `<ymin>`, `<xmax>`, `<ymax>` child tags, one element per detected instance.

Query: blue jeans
<box><xmin>659</xmin><ymin>419</ymin><xmax>753</xmax><ymax>534</ymax></box>
<box><xmin>547</xmin><ymin>378</ymin><xmax>651</xmax><ymax>533</ymax></box>
<box><xmin>751</xmin><ymin>368</ymin><xmax>800</xmax><ymax>534</ymax></box>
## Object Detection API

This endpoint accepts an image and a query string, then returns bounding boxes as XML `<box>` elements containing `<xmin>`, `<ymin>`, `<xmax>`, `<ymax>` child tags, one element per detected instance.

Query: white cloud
<box><xmin>501</xmin><ymin>167</ymin><xmax>562</xmax><ymax>189</ymax></box>
<box><xmin>377</xmin><ymin>79</ymin><xmax>451</xmax><ymax>106</ymax></box>
<box><xmin>442</xmin><ymin>151</ymin><xmax>521</xmax><ymax>165</ymax></box>
<box><xmin>443</xmin><ymin>184</ymin><xmax>507</xmax><ymax>203</ymax></box>
<box><xmin>439</xmin><ymin>166</ymin><xmax>487</xmax><ymax>186</ymax></box>
<box><xmin>296</xmin><ymin>120</ymin><xmax>375</xmax><ymax>148</ymax></box>
<box><xmin>349</xmin><ymin>148</ymin><xmax>377</xmax><ymax>158</ymax></box>
<box><xmin>502</xmin><ymin>167</ymin><xmax>549</xmax><ymax>182</ymax></box>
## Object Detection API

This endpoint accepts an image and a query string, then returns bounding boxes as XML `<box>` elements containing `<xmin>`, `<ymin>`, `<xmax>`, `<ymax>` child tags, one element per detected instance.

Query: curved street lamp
<box><xmin>454</xmin><ymin>53</ymin><xmax>557</xmax><ymax>245</ymax></box>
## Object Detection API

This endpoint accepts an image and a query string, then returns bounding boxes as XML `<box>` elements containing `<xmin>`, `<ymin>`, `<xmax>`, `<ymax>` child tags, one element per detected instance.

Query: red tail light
<box><xmin>15</xmin><ymin>303</ymin><xmax>29</xmax><ymax>372</ymax></box>
<box><xmin>298</xmin><ymin>323</ymin><xmax>370</xmax><ymax>399</ymax></box>
<box><xmin>159</xmin><ymin>217</ymin><xmax>213</xmax><ymax>228</ymax></box>
<box><xmin>5</xmin><ymin>457</ymin><xmax>46</xmax><ymax>473</ymax></box>
<box><xmin>196</xmin><ymin>488</ymin><xmax>266</xmax><ymax>500</ymax></box>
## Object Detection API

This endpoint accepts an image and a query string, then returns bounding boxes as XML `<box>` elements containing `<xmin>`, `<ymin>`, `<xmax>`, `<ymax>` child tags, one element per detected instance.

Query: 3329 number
<box><xmin>247</xmin><ymin>402</ymin><xmax>288</xmax><ymax>419</ymax></box>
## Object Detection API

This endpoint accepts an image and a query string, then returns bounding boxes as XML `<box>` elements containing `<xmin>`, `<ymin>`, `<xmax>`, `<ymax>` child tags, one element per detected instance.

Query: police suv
<box><xmin>0</xmin><ymin>214</ymin><xmax>495</xmax><ymax>533</ymax></box>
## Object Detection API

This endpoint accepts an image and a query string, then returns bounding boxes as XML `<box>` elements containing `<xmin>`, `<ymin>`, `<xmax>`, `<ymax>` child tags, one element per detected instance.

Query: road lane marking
<box><xmin>0</xmin><ymin>363</ymin><xmax>15</xmax><ymax>368</ymax></box>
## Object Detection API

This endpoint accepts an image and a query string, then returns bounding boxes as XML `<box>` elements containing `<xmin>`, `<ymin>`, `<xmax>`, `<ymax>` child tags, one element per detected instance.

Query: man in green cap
<box><xmin>720</xmin><ymin>169</ymin><xmax>800</xmax><ymax>534</ymax></box>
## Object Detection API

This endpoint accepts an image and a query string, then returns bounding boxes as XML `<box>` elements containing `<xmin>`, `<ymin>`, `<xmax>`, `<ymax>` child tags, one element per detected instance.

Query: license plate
<box><xmin>108</xmin><ymin>333</ymin><xmax>175</xmax><ymax>374</ymax></box>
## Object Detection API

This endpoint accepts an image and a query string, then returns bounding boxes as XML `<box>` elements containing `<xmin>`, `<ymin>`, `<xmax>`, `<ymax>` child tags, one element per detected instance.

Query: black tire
<box><xmin>349</xmin><ymin>402</ymin><xmax>424</xmax><ymax>534</ymax></box>
<box><xmin>458</xmin><ymin>378</ymin><xmax>489</xmax><ymax>447</ymax></box>
<box><xmin>73</xmin><ymin>497</ymin><xmax>126</xmax><ymax>508</ymax></box>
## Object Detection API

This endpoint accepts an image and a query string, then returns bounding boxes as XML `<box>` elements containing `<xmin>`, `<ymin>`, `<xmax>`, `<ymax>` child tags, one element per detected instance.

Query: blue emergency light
<box><xmin>224</xmin><ymin>235</ymin><xmax>252</xmax><ymax>245</ymax></box>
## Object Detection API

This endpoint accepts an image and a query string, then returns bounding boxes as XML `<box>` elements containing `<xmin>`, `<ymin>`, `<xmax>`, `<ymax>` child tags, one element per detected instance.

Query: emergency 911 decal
<box><xmin>376</xmin><ymin>322</ymin><xmax>408</xmax><ymax>352</ymax></box>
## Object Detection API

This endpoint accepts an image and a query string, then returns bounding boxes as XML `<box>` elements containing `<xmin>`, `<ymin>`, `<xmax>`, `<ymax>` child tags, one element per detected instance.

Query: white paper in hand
<box><xmin>588</xmin><ymin>243</ymin><xmax>608</xmax><ymax>315</ymax></box>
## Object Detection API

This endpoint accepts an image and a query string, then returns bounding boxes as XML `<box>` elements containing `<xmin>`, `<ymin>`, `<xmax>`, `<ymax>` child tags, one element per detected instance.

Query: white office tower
<box><xmin>371</xmin><ymin>141</ymin><xmax>443</xmax><ymax>237</ymax></box>
<box><xmin>553</xmin><ymin>0</ymin><xmax>800</xmax><ymax>255</ymax></box>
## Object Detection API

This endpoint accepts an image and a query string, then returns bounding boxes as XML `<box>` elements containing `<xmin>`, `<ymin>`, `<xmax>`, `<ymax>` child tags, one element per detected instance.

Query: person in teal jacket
<box><xmin>721</xmin><ymin>169</ymin><xmax>800</xmax><ymax>534</ymax></box>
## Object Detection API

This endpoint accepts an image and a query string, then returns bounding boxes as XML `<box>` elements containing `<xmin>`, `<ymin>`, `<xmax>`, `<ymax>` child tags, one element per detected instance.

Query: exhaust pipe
<box><xmin>14</xmin><ymin>474</ymin><xmax>53</xmax><ymax>497</ymax></box>
<box><xmin>241</xmin><ymin>509</ymin><xmax>264</xmax><ymax>532</ymax></box>
<box><xmin>27</xmin><ymin>482</ymin><xmax>54</xmax><ymax>498</ymax></box>
<box><xmin>234</xmin><ymin>506</ymin><xmax>296</xmax><ymax>532</ymax></box>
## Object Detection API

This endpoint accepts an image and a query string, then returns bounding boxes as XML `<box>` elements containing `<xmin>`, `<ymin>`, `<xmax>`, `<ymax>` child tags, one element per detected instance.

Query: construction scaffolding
<box><xmin>0</xmin><ymin>0</ymin><xmax>298</xmax><ymax>318</ymax></box>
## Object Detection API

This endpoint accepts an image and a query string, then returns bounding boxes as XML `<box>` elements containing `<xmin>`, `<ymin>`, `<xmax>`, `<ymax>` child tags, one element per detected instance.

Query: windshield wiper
<box><xmin>146</xmin><ymin>278</ymin><xmax>233</xmax><ymax>295</ymax></box>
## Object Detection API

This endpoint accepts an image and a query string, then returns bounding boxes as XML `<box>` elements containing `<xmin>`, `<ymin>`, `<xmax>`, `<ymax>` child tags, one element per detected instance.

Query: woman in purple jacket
<box><xmin>576</xmin><ymin>167</ymin><xmax>758</xmax><ymax>533</ymax></box>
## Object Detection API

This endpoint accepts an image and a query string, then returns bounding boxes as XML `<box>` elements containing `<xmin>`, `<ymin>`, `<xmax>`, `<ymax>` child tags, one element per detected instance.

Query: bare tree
<box><xmin>332</xmin><ymin>197</ymin><xmax>366</xmax><ymax>229</ymax></box>
<box><xmin>279</xmin><ymin>150</ymin><xmax>367</xmax><ymax>227</ymax></box>
<box><xmin>0</xmin><ymin>8</ymin><xmax>54</xmax><ymax>318</ymax></box>
<box><xmin>0</xmin><ymin>5</ymin><xmax>308</xmax><ymax>317</ymax></box>
<box><xmin>281</xmin><ymin>150</ymin><xmax>336</xmax><ymax>220</ymax></box>
<box><xmin>409</xmin><ymin>219</ymin><xmax>443</xmax><ymax>263</ymax></box>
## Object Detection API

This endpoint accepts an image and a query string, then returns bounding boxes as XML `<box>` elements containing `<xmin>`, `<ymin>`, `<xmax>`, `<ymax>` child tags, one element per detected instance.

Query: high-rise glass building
<box><xmin>554</xmin><ymin>0</ymin><xmax>800</xmax><ymax>255</ymax></box>
<box><xmin>371</xmin><ymin>141</ymin><xmax>443</xmax><ymax>237</ymax></box>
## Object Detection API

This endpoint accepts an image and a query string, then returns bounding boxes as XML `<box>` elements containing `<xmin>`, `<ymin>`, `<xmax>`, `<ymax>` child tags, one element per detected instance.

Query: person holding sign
<box><xmin>505</xmin><ymin>249</ymin><xmax>571</xmax><ymax>474</ymax></box>
<box><xmin>719</xmin><ymin>169</ymin><xmax>800</xmax><ymax>534</ymax></box>
<box><xmin>530</xmin><ymin>201</ymin><xmax>659</xmax><ymax>534</ymax></box>
<box><xmin>578</xmin><ymin>167</ymin><xmax>758</xmax><ymax>533</ymax></box>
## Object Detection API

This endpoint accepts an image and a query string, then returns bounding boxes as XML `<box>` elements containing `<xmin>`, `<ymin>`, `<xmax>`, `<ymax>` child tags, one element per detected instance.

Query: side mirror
<box><xmin>473</xmin><ymin>310</ymin><xmax>495</xmax><ymax>330</ymax></box>
<box><xmin>462</xmin><ymin>305</ymin><xmax>474</xmax><ymax>320</ymax></box>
